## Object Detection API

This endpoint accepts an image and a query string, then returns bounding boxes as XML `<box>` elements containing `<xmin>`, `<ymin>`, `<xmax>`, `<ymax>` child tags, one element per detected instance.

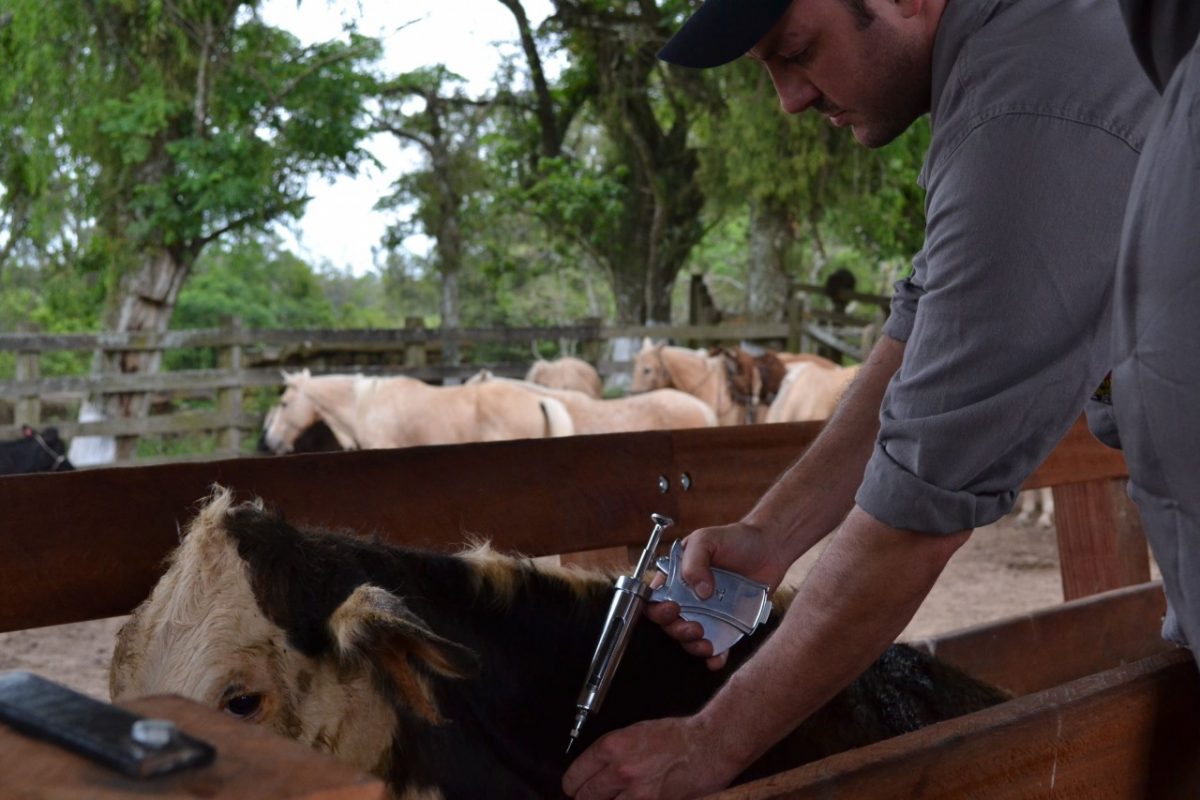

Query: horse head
<box><xmin>630</xmin><ymin>339</ymin><xmax>670</xmax><ymax>393</ymax></box>
<box><xmin>261</xmin><ymin>370</ymin><xmax>322</xmax><ymax>454</ymax></box>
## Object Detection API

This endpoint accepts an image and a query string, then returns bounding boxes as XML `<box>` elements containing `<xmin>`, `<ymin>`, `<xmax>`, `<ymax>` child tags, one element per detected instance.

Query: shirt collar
<box><xmin>928</xmin><ymin>0</ymin><xmax>1006</xmax><ymax>123</ymax></box>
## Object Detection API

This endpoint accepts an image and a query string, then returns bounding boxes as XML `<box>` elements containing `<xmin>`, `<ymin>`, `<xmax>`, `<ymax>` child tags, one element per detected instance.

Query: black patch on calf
<box><xmin>215</xmin><ymin>503</ymin><xmax>1008</xmax><ymax>798</ymax></box>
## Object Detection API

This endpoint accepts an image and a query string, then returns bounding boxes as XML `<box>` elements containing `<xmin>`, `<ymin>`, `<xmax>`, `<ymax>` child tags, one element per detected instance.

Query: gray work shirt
<box><xmin>1119</xmin><ymin>0</ymin><xmax>1200</xmax><ymax>90</ymax></box>
<box><xmin>855</xmin><ymin>0</ymin><xmax>1159</xmax><ymax>534</ymax></box>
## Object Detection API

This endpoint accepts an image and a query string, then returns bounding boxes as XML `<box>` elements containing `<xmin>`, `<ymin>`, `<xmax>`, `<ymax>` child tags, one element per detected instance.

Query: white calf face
<box><xmin>109</xmin><ymin>490</ymin><xmax>398</xmax><ymax>776</ymax></box>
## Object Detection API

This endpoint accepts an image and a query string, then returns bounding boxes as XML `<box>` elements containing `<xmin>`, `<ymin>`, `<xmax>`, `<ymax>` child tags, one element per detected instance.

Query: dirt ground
<box><xmin>0</xmin><ymin>511</ymin><xmax>1159</xmax><ymax>701</ymax></box>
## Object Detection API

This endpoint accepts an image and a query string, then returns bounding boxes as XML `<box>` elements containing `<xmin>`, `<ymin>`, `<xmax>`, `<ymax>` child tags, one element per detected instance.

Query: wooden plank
<box><xmin>714</xmin><ymin>649</ymin><xmax>1200</xmax><ymax>799</ymax></box>
<box><xmin>1054</xmin><ymin>478</ymin><xmax>1151</xmax><ymax>600</ymax></box>
<box><xmin>0</xmin><ymin>362</ymin><xmax>532</xmax><ymax>396</ymax></box>
<box><xmin>0</xmin><ymin>411</ymin><xmax>262</xmax><ymax>441</ymax></box>
<box><xmin>908</xmin><ymin>581</ymin><xmax>1169</xmax><ymax>697</ymax></box>
<box><xmin>0</xmin><ymin>417</ymin><xmax>1133</xmax><ymax>634</ymax></box>
<box><xmin>601</xmin><ymin>323</ymin><xmax>791</xmax><ymax>342</ymax></box>
<box><xmin>0</xmin><ymin>693</ymin><xmax>385</xmax><ymax>799</ymax></box>
<box><xmin>0</xmin><ymin>424</ymin><xmax>829</xmax><ymax>633</ymax></box>
<box><xmin>1023</xmin><ymin>416</ymin><xmax>1129</xmax><ymax>489</ymax></box>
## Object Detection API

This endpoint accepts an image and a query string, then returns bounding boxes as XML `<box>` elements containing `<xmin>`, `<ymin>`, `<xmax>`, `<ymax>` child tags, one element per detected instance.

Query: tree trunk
<box><xmin>102</xmin><ymin>248</ymin><xmax>193</xmax><ymax>459</ymax></box>
<box><xmin>747</xmin><ymin>198</ymin><xmax>793</xmax><ymax>321</ymax></box>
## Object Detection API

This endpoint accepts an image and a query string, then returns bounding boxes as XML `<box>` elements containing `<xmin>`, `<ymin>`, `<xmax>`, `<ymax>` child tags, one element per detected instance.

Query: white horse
<box><xmin>763</xmin><ymin>362</ymin><xmax>861</xmax><ymax>423</ymax></box>
<box><xmin>468</xmin><ymin>371</ymin><xmax>716</xmax><ymax>433</ymax></box>
<box><xmin>261</xmin><ymin>370</ymin><xmax>574</xmax><ymax>454</ymax></box>
<box><xmin>525</xmin><ymin>357</ymin><xmax>603</xmax><ymax>398</ymax></box>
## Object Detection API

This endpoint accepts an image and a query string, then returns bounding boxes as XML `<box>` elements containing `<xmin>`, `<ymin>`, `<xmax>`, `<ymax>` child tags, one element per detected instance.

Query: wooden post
<box><xmin>217</xmin><ymin>316</ymin><xmax>243</xmax><ymax>456</ymax></box>
<box><xmin>580</xmin><ymin>317</ymin><xmax>603</xmax><ymax>366</ymax></box>
<box><xmin>787</xmin><ymin>292</ymin><xmax>809</xmax><ymax>353</ymax></box>
<box><xmin>14</xmin><ymin>349</ymin><xmax>41</xmax><ymax>428</ymax></box>
<box><xmin>404</xmin><ymin>317</ymin><xmax>427</xmax><ymax>370</ymax></box>
<box><xmin>1053</xmin><ymin>477</ymin><xmax>1151</xmax><ymax>601</ymax></box>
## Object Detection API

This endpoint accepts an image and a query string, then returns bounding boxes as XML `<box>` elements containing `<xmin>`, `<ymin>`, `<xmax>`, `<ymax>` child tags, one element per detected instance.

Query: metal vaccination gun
<box><xmin>566</xmin><ymin>514</ymin><xmax>772</xmax><ymax>754</ymax></box>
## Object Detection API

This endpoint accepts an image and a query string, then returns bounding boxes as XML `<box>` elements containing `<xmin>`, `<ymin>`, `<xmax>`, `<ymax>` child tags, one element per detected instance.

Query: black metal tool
<box><xmin>0</xmin><ymin>671</ymin><xmax>216</xmax><ymax>778</ymax></box>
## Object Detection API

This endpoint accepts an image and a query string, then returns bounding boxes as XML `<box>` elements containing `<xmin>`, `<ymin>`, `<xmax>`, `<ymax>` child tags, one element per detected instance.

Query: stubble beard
<box><xmin>850</xmin><ymin>20</ymin><xmax>931</xmax><ymax>148</ymax></box>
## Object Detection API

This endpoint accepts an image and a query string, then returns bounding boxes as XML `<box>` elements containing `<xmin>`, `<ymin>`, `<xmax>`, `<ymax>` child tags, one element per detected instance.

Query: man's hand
<box><xmin>562</xmin><ymin>715</ymin><xmax>742</xmax><ymax>800</ymax></box>
<box><xmin>646</xmin><ymin>521</ymin><xmax>792</xmax><ymax>669</ymax></box>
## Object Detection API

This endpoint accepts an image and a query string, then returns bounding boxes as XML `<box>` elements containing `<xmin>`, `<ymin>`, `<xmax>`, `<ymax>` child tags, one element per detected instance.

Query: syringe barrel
<box><xmin>574</xmin><ymin>576</ymin><xmax>650</xmax><ymax>714</ymax></box>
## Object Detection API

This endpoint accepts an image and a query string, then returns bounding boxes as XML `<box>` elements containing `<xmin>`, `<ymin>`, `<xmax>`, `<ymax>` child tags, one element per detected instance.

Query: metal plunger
<box><xmin>567</xmin><ymin>513</ymin><xmax>674</xmax><ymax>754</ymax></box>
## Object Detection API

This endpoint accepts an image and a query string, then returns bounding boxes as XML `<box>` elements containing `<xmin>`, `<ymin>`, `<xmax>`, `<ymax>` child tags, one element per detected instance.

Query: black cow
<box><xmin>0</xmin><ymin>427</ymin><xmax>74</xmax><ymax>475</ymax></box>
<box><xmin>110</xmin><ymin>489</ymin><xmax>1007</xmax><ymax>799</ymax></box>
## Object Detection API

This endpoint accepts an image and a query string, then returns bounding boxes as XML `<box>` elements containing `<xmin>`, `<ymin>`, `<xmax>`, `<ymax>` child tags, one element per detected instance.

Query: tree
<box><xmin>0</xmin><ymin>0</ymin><xmax>380</xmax><ymax>453</ymax></box>
<box><xmin>698</xmin><ymin>59</ymin><xmax>930</xmax><ymax>320</ymax></box>
<box><xmin>375</xmin><ymin>66</ymin><xmax>495</xmax><ymax>362</ymax></box>
<box><xmin>496</xmin><ymin>0</ymin><xmax>712</xmax><ymax>324</ymax></box>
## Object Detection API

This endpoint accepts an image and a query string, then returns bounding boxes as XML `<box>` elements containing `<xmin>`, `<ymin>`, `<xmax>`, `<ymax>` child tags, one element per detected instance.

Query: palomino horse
<box><xmin>763</xmin><ymin>362</ymin><xmax>861</xmax><ymax>423</ymax></box>
<box><xmin>630</xmin><ymin>340</ymin><xmax>839</xmax><ymax>425</ymax></box>
<box><xmin>630</xmin><ymin>342</ymin><xmax>749</xmax><ymax>425</ymax></box>
<box><xmin>261</xmin><ymin>370</ymin><xmax>574</xmax><ymax>454</ymax></box>
<box><xmin>526</xmin><ymin>357</ymin><xmax>603</xmax><ymax>398</ymax></box>
<box><xmin>468</xmin><ymin>371</ymin><xmax>716</xmax><ymax>433</ymax></box>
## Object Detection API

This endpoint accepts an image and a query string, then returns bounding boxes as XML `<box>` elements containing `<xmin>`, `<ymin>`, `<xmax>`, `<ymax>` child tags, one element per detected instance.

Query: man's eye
<box><xmin>784</xmin><ymin>49</ymin><xmax>811</xmax><ymax>66</ymax></box>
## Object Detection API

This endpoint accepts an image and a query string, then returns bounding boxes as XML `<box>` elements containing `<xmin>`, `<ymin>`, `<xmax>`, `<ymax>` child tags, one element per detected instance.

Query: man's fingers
<box><xmin>705</xmin><ymin>652</ymin><xmax>729</xmax><ymax>671</ymax></box>
<box><xmin>643</xmin><ymin>600</ymin><xmax>680</xmax><ymax>626</ymax></box>
<box><xmin>680</xmin><ymin>534</ymin><xmax>717</xmax><ymax>599</ymax></box>
<box><xmin>682</xmin><ymin>638</ymin><xmax>715</xmax><ymax>659</ymax></box>
<box><xmin>662</xmin><ymin>618</ymin><xmax>704</xmax><ymax>642</ymax></box>
<box><xmin>562</xmin><ymin>738</ymin><xmax>608</xmax><ymax>797</ymax></box>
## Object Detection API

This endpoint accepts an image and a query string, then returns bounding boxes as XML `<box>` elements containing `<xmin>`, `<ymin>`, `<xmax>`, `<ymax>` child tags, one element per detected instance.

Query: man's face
<box><xmin>748</xmin><ymin>0</ymin><xmax>932</xmax><ymax>148</ymax></box>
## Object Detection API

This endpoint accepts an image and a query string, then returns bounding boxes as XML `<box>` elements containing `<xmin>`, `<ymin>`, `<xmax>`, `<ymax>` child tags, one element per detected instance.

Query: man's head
<box><xmin>660</xmin><ymin>0</ymin><xmax>943</xmax><ymax>148</ymax></box>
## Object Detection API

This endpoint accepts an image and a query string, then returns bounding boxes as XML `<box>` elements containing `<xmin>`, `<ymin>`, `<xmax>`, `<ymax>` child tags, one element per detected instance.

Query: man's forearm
<box><xmin>744</xmin><ymin>336</ymin><xmax>906</xmax><ymax>559</ymax></box>
<box><xmin>695</xmin><ymin>507</ymin><xmax>970</xmax><ymax>771</ymax></box>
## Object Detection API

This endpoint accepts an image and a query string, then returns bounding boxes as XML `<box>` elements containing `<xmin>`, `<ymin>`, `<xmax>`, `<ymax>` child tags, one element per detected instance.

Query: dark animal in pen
<box><xmin>111</xmin><ymin>489</ymin><xmax>1008</xmax><ymax>799</ymax></box>
<box><xmin>257</xmin><ymin>418</ymin><xmax>342</xmax><ymax>454</ymax></box>
<box><xmin>0</xmin><ymin>427</ymin><xmax>74</xmax><ymax>475</ymax></box>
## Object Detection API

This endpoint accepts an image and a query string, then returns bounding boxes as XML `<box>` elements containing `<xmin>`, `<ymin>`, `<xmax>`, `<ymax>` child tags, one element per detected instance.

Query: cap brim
<box><xmin>658</xmin><ymin>0</ymin><xmax>794</xmax><ymax>69</ymax></box>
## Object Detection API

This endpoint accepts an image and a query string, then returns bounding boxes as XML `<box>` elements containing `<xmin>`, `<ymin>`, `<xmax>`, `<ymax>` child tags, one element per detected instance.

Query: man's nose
<box><xmin>770</xmin><ymin>72</ymin><xmax>821</xmax><ymax>115</ymax></box>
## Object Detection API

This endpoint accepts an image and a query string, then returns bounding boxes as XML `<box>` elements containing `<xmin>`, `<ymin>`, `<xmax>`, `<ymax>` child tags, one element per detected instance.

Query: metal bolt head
<box><xmin>657</xmin><ymin>475</ymin><xmax>669</xmax><ymax>493</ymax></box>
<box><xmin>131</xmin><ymin>718</ymin><xmax>177</xmax><ymax>749</ymax></box>
<box><xmin>680</xmin><ymin>473</ymin><xmax>692</xmax><ymax>492</ymax></box>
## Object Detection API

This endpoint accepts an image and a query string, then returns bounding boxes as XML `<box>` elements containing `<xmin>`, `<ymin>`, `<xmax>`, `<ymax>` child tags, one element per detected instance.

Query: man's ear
<box><xmin>328</xmin><ymin>585</ymin><xmax>478</xmax><ymax>724</ymax></box>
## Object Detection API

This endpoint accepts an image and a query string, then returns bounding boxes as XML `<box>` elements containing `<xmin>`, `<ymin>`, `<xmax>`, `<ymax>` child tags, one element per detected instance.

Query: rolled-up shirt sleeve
<box><xmin>856</xmin><ymin>114</ymin><xmax>1139</xmax><ymax>533</ymax></box>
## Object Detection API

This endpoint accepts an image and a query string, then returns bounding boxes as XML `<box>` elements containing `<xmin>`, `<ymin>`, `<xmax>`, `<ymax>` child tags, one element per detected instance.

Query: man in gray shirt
<box><xmin>563</xmin><ymin>0</ymin><xmax>1158</xmax><ymax>798</ymax></box>
<box><xmin>1112</xmin><ymin>0</ymin><xmax>1200</xmax><ymax>684</ymax></box>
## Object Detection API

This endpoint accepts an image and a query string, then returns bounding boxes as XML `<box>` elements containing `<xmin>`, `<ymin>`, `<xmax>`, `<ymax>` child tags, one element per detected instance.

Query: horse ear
<box><xmin>328</xmin><ymin>585</ymin><xmax>478</xmax><ymax>725</ymax></box>
<box><xmin>641</xmin><ymin>337</ymin><xmax>653</xmax><ymax>350</ymax></box>
<box><xmin>300</xmin><ymin>368</ymin><xmax>312</xmax><ymax>379</ymax></box>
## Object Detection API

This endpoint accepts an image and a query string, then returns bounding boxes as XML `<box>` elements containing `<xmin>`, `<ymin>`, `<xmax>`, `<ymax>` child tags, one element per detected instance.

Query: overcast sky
<box><xmin>259</xmin><ymin>0</ymin><xmax>554</xmax><ymax>276</ymax></box>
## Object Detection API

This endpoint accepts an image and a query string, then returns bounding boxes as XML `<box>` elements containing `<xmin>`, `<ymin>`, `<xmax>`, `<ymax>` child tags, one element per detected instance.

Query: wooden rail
<box><xmin>0</xmin><ymin>313</ymin><xmax>879</xmax><ymax>466</ymax></box>
<box><xmin>0</xmin><ymin>416</ymin><xmax>1142</xmax><ymax>634</ymax></box>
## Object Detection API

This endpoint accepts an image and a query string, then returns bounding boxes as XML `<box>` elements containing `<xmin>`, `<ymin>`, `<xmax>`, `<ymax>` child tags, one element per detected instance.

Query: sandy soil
<box><xmin>0</xmin><ymin>512</ymin><xmax>1158</xmax><ymax>702</ymax></box>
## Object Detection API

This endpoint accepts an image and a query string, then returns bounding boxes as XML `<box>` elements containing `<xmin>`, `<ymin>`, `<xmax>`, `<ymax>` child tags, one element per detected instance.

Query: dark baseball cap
<box><xmin>658</xmin><ymin>0</ymin><xmax>795</xmax><ymax>69</ymax></box>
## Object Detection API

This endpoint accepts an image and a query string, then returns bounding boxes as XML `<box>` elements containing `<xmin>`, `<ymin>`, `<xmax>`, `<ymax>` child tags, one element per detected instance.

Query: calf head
<box><xmin>110</xmin><ymin>488</ymin><xmax>476</xmax><ymax>785</ymax></box>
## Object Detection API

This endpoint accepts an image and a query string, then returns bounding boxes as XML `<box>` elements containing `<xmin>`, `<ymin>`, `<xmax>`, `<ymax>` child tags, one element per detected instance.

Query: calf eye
<box><xmin>224</xmin><ymin>693</ymin><xmax>263</xmax><ymax>718</ymax></box>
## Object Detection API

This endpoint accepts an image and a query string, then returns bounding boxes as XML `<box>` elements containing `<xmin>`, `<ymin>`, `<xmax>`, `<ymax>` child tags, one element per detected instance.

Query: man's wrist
<box><xmin>686</xmin><ymin>708</ymin><xmax>756</xmax><ymax>782</ymax></box>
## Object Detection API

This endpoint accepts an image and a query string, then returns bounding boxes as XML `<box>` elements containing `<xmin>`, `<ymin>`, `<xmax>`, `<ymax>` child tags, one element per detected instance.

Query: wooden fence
<box><xmin>0</xmin><ymin>282</ymin><xmax>888</xmax><ymax>467</ymax></box>
<box><xmin>1</xmin><ymin>416</ymin><xmax>1193</xmax><ymax>797</ymax></box>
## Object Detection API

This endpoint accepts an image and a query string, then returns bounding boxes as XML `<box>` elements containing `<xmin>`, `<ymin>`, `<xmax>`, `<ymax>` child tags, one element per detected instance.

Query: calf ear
<box><xmin>328</xmin><ymin>585</ymin><xmax>477</xmax><ymax>724</ymax></box>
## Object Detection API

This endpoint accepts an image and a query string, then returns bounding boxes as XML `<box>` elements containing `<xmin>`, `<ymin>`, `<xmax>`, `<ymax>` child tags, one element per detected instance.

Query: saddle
<box><xmin>710</xmin><ymin>347</ymin><xmax>793</xmax><ymax>424</ymax></box>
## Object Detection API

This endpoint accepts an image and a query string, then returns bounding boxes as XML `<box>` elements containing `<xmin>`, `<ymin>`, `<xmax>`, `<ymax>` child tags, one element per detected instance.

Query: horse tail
<box><xmin>539</xmin><ymin>397</ymin><xmax>575</xmax><ymax>438</ymax></box>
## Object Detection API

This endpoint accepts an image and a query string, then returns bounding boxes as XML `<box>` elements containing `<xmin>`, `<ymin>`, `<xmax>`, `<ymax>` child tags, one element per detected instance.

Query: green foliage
<box><xmin>172</xmin><ymin>236</ymin><xmax>337</xmax><ymax>331</ymax></box>
<box><xmin>0</xmin><ymin>0</ymin><xmax>382</xmax><ymax>315</ymax></box>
